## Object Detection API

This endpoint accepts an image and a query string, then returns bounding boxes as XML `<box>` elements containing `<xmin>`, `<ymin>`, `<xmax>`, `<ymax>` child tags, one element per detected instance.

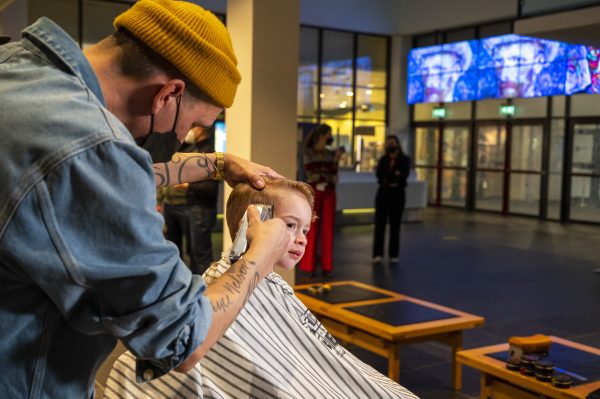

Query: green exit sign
<box><xmin>432</xmin><ymin>107</ymin><xmax>446</xmax><ymax>119</ymax></box>
<box><xmin>500</xmin><ymin>104</ymin><xmax>515</xmax><ymax>117</ymax></box>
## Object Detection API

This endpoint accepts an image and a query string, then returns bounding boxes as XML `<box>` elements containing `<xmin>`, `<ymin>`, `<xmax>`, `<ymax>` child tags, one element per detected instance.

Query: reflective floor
<box><xmin>295</xmin><ymin>208</ymin><xmax>600</xmax><ymax>399</ymax></box>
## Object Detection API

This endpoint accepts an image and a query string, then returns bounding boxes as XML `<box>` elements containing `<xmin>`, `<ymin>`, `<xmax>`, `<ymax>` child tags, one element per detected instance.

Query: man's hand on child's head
<box><xmin>223</xmin><ymin>153</ymin><xmax>284</xmax><ymax>190</ymax></box>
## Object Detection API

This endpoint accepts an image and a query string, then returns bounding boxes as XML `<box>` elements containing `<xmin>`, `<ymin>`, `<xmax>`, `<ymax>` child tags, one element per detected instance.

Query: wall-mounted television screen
<box><xmin>214</xmin><ymin>121</ymin><xmax>226</xmax><ymax>153</ymax></box>
<box><xmin>408</xmin><ymin>40</ymin><xmax>479</xmax><ymax>104</ymax></box>
<box><xmin>407</xmin><ymin>34</ymin><xmax>600</xmax><ymax>104</ymax></box>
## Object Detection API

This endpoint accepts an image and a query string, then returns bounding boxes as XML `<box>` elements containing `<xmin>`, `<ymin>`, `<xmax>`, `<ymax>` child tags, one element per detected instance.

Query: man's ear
<box><xmin>151</xmin><ymin>79</ymin><xmax>186</xmax><ymax>115</ymax></box>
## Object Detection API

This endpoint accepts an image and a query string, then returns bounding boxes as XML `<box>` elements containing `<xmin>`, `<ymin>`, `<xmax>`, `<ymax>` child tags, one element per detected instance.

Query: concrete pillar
<box><xmin>226</xmin><ymin>0</ymin><xmax>300</xmax><ymax>284</ymax></box>
<box><xmin>389</xmin><ymin>34</ymin><xmax>412</xmax><ymax>153</ymax></box>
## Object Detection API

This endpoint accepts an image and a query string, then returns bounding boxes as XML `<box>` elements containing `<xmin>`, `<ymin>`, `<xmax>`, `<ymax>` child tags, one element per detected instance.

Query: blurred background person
<box><xmin>181</xmin><ymin>126</ymin><xmax>220</xmax><ymax>275</ymax></box>
<box><xmin>372</xmin><ymin>135</ymin><xmax>411</xmax><ymax>264</ymax></box>
<box><xmin>300</xmin><ymin>124</ymin><xmax>341</xmax><ymax>278</ymax></box>
<box><xmin>157</xmin><ymin>182</ymin><xmax>190</xmax><ymax>263</ymax></box>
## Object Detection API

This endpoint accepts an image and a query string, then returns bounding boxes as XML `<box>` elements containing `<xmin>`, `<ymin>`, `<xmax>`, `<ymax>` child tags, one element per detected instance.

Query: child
<box><xmin>103</xmin><ymin>178</ymin><xmax>418</xmax><ymax>399</ymax></box>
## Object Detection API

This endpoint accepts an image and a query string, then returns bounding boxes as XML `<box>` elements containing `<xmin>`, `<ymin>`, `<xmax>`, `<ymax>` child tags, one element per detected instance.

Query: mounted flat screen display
<box><xmin>407</xmin><ymin>34</ymin><xmax>600</xmax><ymax>104</ymax></box>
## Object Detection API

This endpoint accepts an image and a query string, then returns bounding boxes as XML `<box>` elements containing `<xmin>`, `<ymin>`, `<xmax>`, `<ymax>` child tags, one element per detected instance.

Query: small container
<box><xmin>520</xmin><ymin>367</ymin><xmax>535</xmax><ymax>376</ymax></box>
<box><xmin>552</xmin><ymin>374</ymin><xmax>572</xmax><ymax>389</ymax></box>
<box><xmin>506</xmin><ymin>359</ymin><xmax>521</xmax><ymax>372</ymax></box>
<box><xmin>534</xmin><ymin>360</ymin><xmax>554</xmax><ymax>376</ymax></box>
<box><xmin>519</xmin><ymin>354</ymin><xmax>538</xmax><ymax>376</ymax></box>
<box><xmin>535</xmin><ymin>372</ymin><xmax>553</xmax><ymax>382</ymax></box>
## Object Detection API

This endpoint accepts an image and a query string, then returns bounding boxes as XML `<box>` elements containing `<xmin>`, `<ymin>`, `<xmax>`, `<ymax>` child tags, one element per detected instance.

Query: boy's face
<box><xmin>273</xmin><ymin>192</ymin><xmax>312</xmax><ymax>270</ymax></box>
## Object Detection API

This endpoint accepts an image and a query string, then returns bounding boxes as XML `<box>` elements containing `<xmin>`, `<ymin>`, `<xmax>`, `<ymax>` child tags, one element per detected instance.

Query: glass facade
<box><xmin>412</xmin><ymin>94</ymin><xmax>600</xmax><ymax>224</ymax></box>
<box><xmin>298</xmin><ymin>27</ymin><xmax>319</xmax><ymax>123</ymax></box>
<box><xmin>475</xmin><ymin>124</ymin><xmax>506</xmax><ymax>212</ymax></box>
<box><xmin>298</xmin><ymin>26</ymin><xmax>389</xmax><ymax>171</ymax></box>
<box><xmin>570</xmin><ymin>123</ymin><xmax>600</xmax><ymax>223</ymax></box>
<box><xmin>547</xmin><ymin>119</ymin><xmax>565</xmax><ymax>219</ymax></box>
<box><xmin>414</xmin><ymin>126</ymin><xmax>438</xmax><ymax>204</ymax></box>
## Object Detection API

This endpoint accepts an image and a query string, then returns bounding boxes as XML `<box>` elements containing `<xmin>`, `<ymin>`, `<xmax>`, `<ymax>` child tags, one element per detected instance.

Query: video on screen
<box><xmin>407</xmin><ymin>34</ymin><xmax>600</xmax><ymax>104</ymax></box>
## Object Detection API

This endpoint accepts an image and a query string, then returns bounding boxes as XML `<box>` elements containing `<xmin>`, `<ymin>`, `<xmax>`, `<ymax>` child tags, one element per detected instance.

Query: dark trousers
<box><xmin>188</xmin><ymin>204</ymin><xmax>216</xmax><ymax>275</ymax></box>
<box><xmin>163</xmin><ymin>203</ymin><xmax>190</xmax><ymax>257</ymax></box>
<box><xmin>373</xmin><ymin>186</ymin><xmax>406</xmax><ymax>258</ymax></box>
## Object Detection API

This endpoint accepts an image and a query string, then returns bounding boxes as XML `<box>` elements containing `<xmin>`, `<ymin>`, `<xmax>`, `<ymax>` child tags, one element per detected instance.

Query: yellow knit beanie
<box><xmin>114</xmin><ymin>0</ymin><xmax>241</xmax><ymax>108</ymax></box>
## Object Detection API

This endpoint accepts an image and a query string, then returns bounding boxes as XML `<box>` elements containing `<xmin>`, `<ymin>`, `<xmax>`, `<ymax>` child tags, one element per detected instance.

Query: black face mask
<box><xmin>326</xmin><ymin>137</ymin><xmax>334</xmax><ymax>145</ymax></box>
<box><xmin>385</xmin><ymin>146</ymin><xmax>399</xmax><ymax>154</ymax></box>
<box><xmin>136</xmin><ymin>96</ymin><xmax>183</xmax><ymax>163</ymax></box>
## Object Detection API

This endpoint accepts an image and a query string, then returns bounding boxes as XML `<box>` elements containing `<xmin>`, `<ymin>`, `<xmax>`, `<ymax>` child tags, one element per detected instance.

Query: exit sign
<box><xmin>500</xmin><ymin>104</ymin><xmax>515</xmax><ymax>117</ymax></box>
<box><xmin>432</xmin><ymin>107</ymin><xmax>446</xmax><ymax>119</ymax></box>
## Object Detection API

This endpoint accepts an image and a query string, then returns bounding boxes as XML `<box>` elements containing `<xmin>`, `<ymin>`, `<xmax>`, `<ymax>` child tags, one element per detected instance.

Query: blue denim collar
<box><xmin>22</xmin><ymin>17</ymin><xmax>105</xmax><ymax>106</ymax></box>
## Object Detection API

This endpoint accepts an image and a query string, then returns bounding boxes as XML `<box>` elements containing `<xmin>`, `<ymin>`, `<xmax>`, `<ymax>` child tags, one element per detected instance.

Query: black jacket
<box><xmin>375</xmin><ymin>152</ymin><xmax>411</xmax><ymax>188</ymax></box>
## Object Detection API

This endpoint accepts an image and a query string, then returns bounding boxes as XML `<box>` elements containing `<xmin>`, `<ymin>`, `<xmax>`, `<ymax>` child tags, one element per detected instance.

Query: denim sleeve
<box><xmin>8</xmin><ymin>140</ymin><xmax>212</xmax><ymax>376</ymax></box>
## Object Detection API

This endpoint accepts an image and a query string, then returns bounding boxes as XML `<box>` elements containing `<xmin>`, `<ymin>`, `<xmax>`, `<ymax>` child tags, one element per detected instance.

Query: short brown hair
<box><xmin>111</xmin><ymin>29</ymin><xmax>216</xmax><ymax>105</ymax></box>
<box><xmin>226</xmin><ymin>178</ymin><xmax>315</xmax><ymax>239</ymax></box>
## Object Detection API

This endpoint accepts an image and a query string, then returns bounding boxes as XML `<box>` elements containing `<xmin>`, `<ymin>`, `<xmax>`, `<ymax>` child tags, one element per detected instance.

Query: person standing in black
<box><xmin>181</xmin><ymin>126</ymin><xmax>220</xmax><ymax>275</ymax></box>
<box><xmin>373</xmin><ymin>135</ymin><xmax>411</xmax><ymax>264</ymax></box>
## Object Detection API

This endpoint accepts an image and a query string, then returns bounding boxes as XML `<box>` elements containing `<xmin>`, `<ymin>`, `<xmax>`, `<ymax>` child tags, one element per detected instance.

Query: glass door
<box><xmin>414</xmin><ymin>126</ymin><xmax>438</xmax><ymax>205</ymax></box>
<box><xmin>569</xmin><ymin>123</ymin><xmax>600</xmax><ymax>223</ymax></box>
<box><xmin>509</xmin><ymin>123</ymin><xmax>544</xmax><ymax>216</ymax></box>
<box><xmin>440</xmin><ymin>125</ymin><xmax>470</xmax><ymax>207</ymax></box>
<box><xmin>475</xmin><ymin>122</ymin><xmax>546</xmax><ymax>215</ymax></box>
<box><xmin>475</xmin><ymin>124</ymin><xmax>507</xmax><ymax>212</ymax></box>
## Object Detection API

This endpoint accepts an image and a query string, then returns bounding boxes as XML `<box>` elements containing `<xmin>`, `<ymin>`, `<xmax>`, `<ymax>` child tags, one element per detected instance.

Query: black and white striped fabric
<box><xmin>104</xmin><ymin>259</ymin><xmax>419</xmax><ymax>399</ymax></box>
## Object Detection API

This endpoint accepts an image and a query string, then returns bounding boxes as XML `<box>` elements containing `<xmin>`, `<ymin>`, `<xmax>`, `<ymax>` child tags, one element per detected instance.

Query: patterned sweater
<box><xmin>303</xmin><ymin>148</ymin><xmax>338</xmax><ymax>189</ymax></box>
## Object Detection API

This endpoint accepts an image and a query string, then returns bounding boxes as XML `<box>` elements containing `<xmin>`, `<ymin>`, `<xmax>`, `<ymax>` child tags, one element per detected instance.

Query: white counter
<box><xmin>336</xmin><ymin>170</ymin><xmax>428</xmax><ymax>223</ymax></box>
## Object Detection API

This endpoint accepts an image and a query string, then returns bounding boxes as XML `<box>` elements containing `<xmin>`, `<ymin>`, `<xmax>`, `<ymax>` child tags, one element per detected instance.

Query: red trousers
<box><xmin>300</xmin><ymin>187</ymin><xmax>336</xmax><ymax>273</ymax></box>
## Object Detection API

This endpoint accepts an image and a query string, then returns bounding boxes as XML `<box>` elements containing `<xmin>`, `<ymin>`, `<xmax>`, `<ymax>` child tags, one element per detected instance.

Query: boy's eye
<box><xmin>302</xmin><ymin>228</ymin><xmax>310</xmax><ymax>236</ymax></box>
<box><xmin>286</xmin><ymin>222</ymin><xmax>297</xmax><ymax>230</ymax></box>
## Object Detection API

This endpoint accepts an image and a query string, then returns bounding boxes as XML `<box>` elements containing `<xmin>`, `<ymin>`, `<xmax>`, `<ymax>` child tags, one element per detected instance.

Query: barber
<box><xmin>0</xmin><ymin>1</ymin><xmax>288</xmax><ymax>397</ymax></box>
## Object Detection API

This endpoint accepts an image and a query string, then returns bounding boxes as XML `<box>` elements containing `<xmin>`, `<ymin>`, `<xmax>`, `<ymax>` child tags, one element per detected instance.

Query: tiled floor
<box><xmin>294</xmin><ymin>208</ymin><xmax>600</xmax><ymax>399</ymax></box>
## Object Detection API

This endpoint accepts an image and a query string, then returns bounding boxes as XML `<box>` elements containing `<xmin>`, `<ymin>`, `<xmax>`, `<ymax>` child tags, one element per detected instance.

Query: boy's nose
<box><xmin>296</xmin><ymin>234</ymin><xmax>307</xmax><ymax>246</ymax></box>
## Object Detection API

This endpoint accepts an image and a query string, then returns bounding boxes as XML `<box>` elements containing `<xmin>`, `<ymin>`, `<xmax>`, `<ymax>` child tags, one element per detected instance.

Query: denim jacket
<box><xmin>0</xmin><ymin>18</ymin><xmax>211</xmax><ymax>398</ymax></box>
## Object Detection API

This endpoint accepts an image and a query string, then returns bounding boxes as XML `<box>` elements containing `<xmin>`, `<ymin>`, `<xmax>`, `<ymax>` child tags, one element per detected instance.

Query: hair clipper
<box><xmin>229</xmin><ymin>204</ymin><xmax>273</xmax><ymax>263</ymax></box>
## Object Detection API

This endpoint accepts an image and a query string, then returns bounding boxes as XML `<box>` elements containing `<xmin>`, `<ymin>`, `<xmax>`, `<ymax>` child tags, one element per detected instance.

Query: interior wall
<box><xmin>396</xmin><ymin>0</ymin><xmax>517</xmax><ymax>35</ymax></box>
<box><xmin>1</xmin><ymin>0</ymin><xmax>27</xmax><ymax>40</ymax></box>
<box><xmin>300</xmin><ymin>0</ymin><xmax>398</xmax><ymax>35</ymax></box>
<box><xmin>300</xmin><ymin>0</ymin><xmax>517</xmax><ymax>36</ymax></box>
<box><xmin>515</xmin><ymin>5</ymin><xmax>600</xmax><ymax>47</ymax></box>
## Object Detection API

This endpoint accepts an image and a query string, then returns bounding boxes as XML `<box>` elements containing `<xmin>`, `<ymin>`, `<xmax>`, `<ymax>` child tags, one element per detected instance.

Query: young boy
<box><xmin>103</xmin><ymin>178</ymin><xmax>419</xmax><ymax>399</ymax></box>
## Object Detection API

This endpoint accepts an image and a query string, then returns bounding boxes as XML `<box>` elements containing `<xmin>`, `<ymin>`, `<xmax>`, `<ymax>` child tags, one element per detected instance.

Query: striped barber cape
<box><xmin>104</xmin><ymin>259</ymin><xmax>419</xmax><ymax>399</ymax></box>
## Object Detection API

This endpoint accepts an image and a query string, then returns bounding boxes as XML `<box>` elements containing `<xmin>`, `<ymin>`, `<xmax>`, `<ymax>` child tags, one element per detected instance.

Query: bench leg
<box><xmin>388</xmin><ymin>343</ymin><xmax>400</xmax><ymax>382</ymax></box>
<box><xmin>451</xmin><ymin>331</ymin><xmax>463</xmax><ymax>390</ymax></box>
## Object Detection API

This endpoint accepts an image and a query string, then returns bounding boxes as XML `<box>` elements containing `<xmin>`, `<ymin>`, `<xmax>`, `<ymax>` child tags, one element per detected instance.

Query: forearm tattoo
<box><xmin>153</xmin><ymin>163</ymin><xmax>169</xmax><ymax>187</ymax></box>
<box><xmin>210</xmin><ymin>259</ymin><xmax>260</xmax><ymax>315</ymax></box>
<box><xmin>154</xmin><ymin>153</ymin><xmax>216</xmax><ymax>187</ymax></box>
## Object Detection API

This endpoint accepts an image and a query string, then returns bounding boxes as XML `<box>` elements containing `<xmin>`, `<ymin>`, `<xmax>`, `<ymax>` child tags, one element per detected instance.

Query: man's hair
<box><xmin>111</xmin><ymin>29</ymin><xmax>217</xmax><ymax>105</ymax></box>
<box><xmin>226</xmin><ymin>178</ymin><xmax>315</xmax><ymax>239</ymax></box>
